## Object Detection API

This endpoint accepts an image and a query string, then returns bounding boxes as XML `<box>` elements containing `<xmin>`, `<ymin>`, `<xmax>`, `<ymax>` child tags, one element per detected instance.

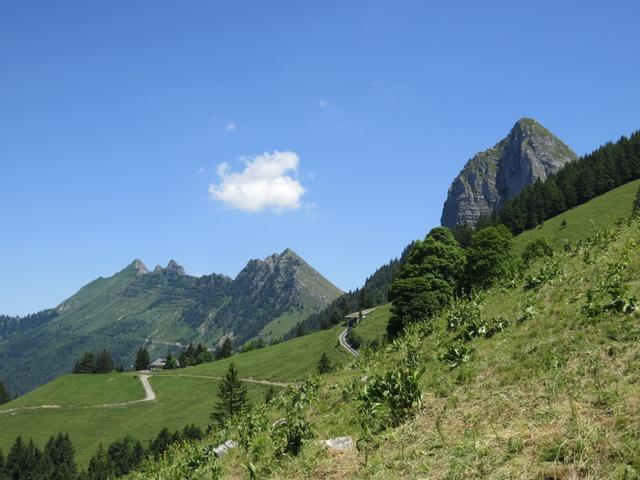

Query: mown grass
<box><xmin>0</xmin><ymin>374</ymin><xmax>271</xmax><ymax>467</ymax></box>
<box><xmin>352</xmin><ymin>304</ymin><xmax>391</xmax><ymax>344</ymax></box>
<box><xmin>2</xmin><ymin>373</ymin><xmax>144</xmax><ymax>408</ymax></box>
<box><xmin>160</xmin><ymin>325</ymin><xmax>349</xmax><ymax>382</ymax></box>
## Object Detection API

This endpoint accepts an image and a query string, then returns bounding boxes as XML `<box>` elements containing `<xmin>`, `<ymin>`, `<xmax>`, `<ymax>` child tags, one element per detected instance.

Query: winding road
<box><xmin>339</xmin><ymin>328</ymin><xmax>359</xmax><ymax>357</ymax></box>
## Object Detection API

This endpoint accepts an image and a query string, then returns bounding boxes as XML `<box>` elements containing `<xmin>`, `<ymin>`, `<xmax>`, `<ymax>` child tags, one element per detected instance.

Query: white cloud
<box><xmin>225</xmin><ymin>121</ymin><xmax>236</xmax><ymax>132</ymax></box>
<box><xmin>318</xmin><ymin>99</ymin><xmax>328</xmax><ymax>108</ymax></box>
<box><xmin>198</xmin><ymin>167</ymin><xmax>206</xmax><ymax>174</ymax></box>
<box><xmin>209</xmin><ymin>151</ymin><xmax>306</xmax><ymax>213</ymax></box>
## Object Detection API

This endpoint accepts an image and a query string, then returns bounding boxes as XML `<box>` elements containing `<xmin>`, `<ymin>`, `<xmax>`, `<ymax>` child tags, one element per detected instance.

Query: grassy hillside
<box><xmin>161</xmin><ymin>325</ymin><xmax>350</xmax><ymax>382</ymax></box>
<box><xmin>0</xmin><ymin>250</ymin><xmax>342</xmax><ymax>395</ymax></box>
<box><xmin>122</xmin><ymin>188</ymin><xmax>640</xmax><ymax>479</ymax></box>
<box><xmin>352</xmin><ymin>304</ymin><xmax>390</xmax><ymax>344</ymax></box>
<box><xmin>0</xmin><ymin>323</ymin><xmax>349</xmax><ymax>466</ymax></box>
<box><xmin>513</xmin><ymin>178</ymin><xmax>640</xmax><ymax>253</ymax></box>
<box><xmin>5</xmin><ymin>374</ymin><xmax>144</xmax><ymax>408</ymax></box>
<box><xmin>0</xmin><ymin>374</ymin><xmax>271</xmax><ymax>466</ymax></box>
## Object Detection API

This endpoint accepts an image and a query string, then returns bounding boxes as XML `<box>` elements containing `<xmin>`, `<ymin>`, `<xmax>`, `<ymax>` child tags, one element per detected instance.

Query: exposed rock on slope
<box><xmin>441</xmin><ymin>118</ymin><xmax>577</xmax><ymax>228</ymax></box>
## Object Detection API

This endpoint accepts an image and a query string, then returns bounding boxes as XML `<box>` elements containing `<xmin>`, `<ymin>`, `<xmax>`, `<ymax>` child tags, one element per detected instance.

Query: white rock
<box><xmin>213</xmin><ymin>439</ymin><xmax>237</xmax><ymax>457</ymax></box>
<box><xmin>324</xmin><ymin>436</ymin><xmax>353</xmax><ymax>451</ymax></box>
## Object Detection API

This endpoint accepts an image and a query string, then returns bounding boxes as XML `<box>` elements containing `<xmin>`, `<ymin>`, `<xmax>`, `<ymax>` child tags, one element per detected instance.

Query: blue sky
<box><xmin>1</xmin><ymin>1</ymin><xmax>639</xmax><ymax>315</ymax></box>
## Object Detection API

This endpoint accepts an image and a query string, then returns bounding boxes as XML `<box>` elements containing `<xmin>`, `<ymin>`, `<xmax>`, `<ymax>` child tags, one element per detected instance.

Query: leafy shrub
<box><xmin>524</xmin><ymin>259</ymin><xmax>563</xmax><ymax>290</ymax></box>
<box><xmin>582</xmin><ymin>258</ymin><xmax>637</xmax><ymax>318</ymax></box>
<box><xmin>522</xmin><ymin>238</ymin><xmax>554</xmax><ymax>266</ymax></box>
<box><xmin>355</xmin><ymin>344</ymin><xmax>424</xmax><ymax>433</ymax></box>
<box><xmin>439</xmin><ymin>342</ymin><xmax>472</xmax><ymax>368</ymax></box>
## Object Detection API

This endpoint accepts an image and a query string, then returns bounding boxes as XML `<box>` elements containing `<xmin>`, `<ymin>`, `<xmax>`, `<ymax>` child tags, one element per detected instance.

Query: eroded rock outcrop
<box><xmin>441</xmin><ymin>118</ymin><xmax>577</xmax><ymax>228</ymax></box>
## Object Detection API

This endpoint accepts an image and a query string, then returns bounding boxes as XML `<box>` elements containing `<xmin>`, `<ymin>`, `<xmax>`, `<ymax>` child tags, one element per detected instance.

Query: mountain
<box><xmin>441</xmin><ymin>118</ymin><xmax>578</xmax><ymax>228</ymax></box>
<box><xmin>0</xmin><ymin>249</ymin><xmax>342</xmax><ymax>394</ymax></box>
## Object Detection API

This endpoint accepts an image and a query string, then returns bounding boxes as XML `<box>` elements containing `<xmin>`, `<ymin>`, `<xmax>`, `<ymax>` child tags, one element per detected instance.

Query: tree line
<box><xmin>73</xmin><ymin>350</ymin><xmax>120</xmax><ymax>374</ymax></box>
<box><xmin>492</xmin><ymin>130</ymin><xmax>640</xmax><ymax>234</ymax></box>
<box><xmin>0</xmin><ymin>423</ymin><xmax>205</xmax><ymax>480</ymax></box>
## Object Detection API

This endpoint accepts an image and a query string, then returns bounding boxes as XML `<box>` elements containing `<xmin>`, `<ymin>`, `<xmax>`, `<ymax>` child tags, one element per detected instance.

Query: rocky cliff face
<box><xmin>441</xmin><ymin>118</ymin><xmax>577</xmax><ymax>228</ymax></box>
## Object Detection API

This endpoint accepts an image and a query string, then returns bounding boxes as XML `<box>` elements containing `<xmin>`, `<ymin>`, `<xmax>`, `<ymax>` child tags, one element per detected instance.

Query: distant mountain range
<box><xmin>441</xmin><ymin>118</ymin><xmax>578</xmax><ymax>228</ymax></box>
<box><xmin>0</xmin><ymin>249</ymin><xmax>342</xmax><ymax>394</ymax></box>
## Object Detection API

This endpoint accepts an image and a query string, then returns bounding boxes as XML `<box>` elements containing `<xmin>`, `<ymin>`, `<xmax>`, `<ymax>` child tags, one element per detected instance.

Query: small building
<box><xmin>149</xmin><ymin>358</ymin><xmax>166</xmax><ymax>370</ymax></box>
<box><xmin>344</xmin><ymin>307</ymin><xmax>379</xmax><ymax>326</ymax></box>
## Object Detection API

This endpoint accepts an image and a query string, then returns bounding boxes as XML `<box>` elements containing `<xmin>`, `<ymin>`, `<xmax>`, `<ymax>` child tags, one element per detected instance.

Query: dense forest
<box><xmin>0</xmin><ymin>309</ymin><xmax>59</xmax><ymax>338</ymax></box>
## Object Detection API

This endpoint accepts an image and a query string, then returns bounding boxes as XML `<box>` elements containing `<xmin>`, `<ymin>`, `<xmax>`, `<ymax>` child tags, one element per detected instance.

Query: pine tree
<box><xmin>0</xmin><ymin>379</ymin><xmax>10</xmax><ymax>405</ymax></box>
<box><xmin>211</xmin><ymin>363</ymin><xmax>248</xmax><ymax>426</ymax></box>
<box><xmin>194</xmin><ymin>343</ymin><xmax>213</xmax><ymax>364</ymax></box>
<box><xmin>134</xmin><ymin>347</ymin><xmax>150</xmax><ymax>371</ymax></box>
<box><xmin>317</xmin><ymin>353</ymin><xmax>332</xmax><ymax>374</ymax></box>
<box><xmin>182</xmin><ymin>424</ymin><xmax>204</xmax><ymax>441</ymax></box>
<box><xmin>95</xmin><ymin>350</ymin><xmax>114</xmax><ymax>374</ymax></box>
<box><xmin>215</xmin><ymin>338</ymin><xmax>233</xmax><ymax>360</ymax></box>
<box><xmin>164</xmin><ymin>352</ymin><xmax>178</xmax><ymax>369</ymax></box>
<box><xmin>148</xmin><ymin>428</ymin><xmax>174</xmax><ymax>459</ymax></box>
<box><xmin>86</xmin><ymin>443</ymin><xmax>113</xmax><ymax>480</ymax></box>
<box><xmin>42</xmin><ymin>433</ymin><xmax>77</xmax><ymax>480</ymax></box>
<box><xmin>107</xmin><ymin>436</ymin><xmax>144</xmax><ymax>476</ymax></box>
<box><xmin>73</xmin><ymin>351</ymin><xmax>96</xmax><ymax>374</ymax></box>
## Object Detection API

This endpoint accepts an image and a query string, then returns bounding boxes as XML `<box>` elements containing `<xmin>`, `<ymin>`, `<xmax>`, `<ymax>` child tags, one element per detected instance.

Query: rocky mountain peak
<box><xmin>440</xmin><ymin>118</ymin><xmax>577</xmax><ymax>228</ymax></box>
<box><xmin>165</xmin><ymin>260</ymin><xmax>186</xmax><ymax>276</ymax></box>
<box><xmin>129</xmin><ymin>259</ymin><xmax>149</xmax><ymax>276</ymax></box>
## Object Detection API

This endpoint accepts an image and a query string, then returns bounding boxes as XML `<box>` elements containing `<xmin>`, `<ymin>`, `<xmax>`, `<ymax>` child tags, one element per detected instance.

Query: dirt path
<box><xmin>339</xmin><ymin>328</ymin><xmax>359</xmax><ymax>357</ymax></box>
<box><xmin>153</xmin><ymin>373</ymin><xmax>294</xmax><ymax>388</ymax></box>
<box><xmin>0</xmin><ymin>374</ymin><xmax>157</xmax><ymax>415</ymax></box>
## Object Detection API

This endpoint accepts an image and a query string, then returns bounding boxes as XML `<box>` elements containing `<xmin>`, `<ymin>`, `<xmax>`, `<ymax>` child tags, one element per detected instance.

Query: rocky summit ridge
<box><xmin>441</xmin><ymin>118</ymin><xmax>578</xmax><ymax>228</ymax></box>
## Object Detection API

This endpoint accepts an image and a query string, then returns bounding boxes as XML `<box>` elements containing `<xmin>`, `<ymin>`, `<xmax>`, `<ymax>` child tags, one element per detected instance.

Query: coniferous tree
<box><xmin>215</xmin><ymin>338</ymin><xmax>233</xmax><ymax>360</ymax></box>
<box><xmin>0</xmin><ymin>448</ymin><xmax>4</xmax><ymax>480</ymax></box>
<box><xmin>211</xmin><ymin>363</ymin><xmax>248</xmax><ymax>426</ymax></box>
<box><xmin>194</xmin><ymin>343</ymin><xmax>213</xmax><ymax>364</ymax></box>
<box><xmin>107</xmin><ymin>436</ymin><xmax>144</xmax><ymax>476</ymax></box>
<box><xmin>0</xmin><ymin>380</ymin><xmax>10</xmax><ymax>405</ymax></box>
<box><xmin>73</xmin><ymin>351</ymin><xmax>96</xmax><ymax>374</ymax></box>
<box><xmin>148</xmin><ymin>428</ymin><xmax>175</xmax><ymax>459</ymax></box>
<box><xmin>85</xmin><ymin>443</ymin><xmax>113</xmax><ymax>480</ymax></box>
<box><xmin>134</xmin><ymin>347</ymin><xmax>150</xmax><ymax>371</ymax></box>
<box><xmin>164</xmin><ymin>351</ymin><xmax>178</xmax><ymax>370</ymax></box>
<box><xmin>42</xmin><ymin>433</ymin><xmax>77</xmax><ymax>480</ymax></box>
<box><xmin>95</xmin><ymin>350</ymin><xmax>114</xmax><ymax>374</ymax></box>
<box><xmin>317</xmin><ymin>353</ymin><xmax>332</xmax><ymax>374</ymax></box>
<box><xmin>5</xmin><ymin>436</ymin><xmax>26</xmax><ymax>479</ymax></box>
<box><xmin>179</xmin><ymin>343</ymin><xmax>196</xmax><ymax>367</ymax></box>
<box><xmin>182</xmin><ymin>424</ymin><xmax>204</xmax><ymax>441</ymax></box>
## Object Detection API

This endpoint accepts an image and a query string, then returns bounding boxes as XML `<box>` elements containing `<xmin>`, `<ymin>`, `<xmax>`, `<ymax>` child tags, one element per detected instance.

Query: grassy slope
<box><xmin>0</xmin><ymin>374</ymin><xmax>270</xmax><ymax>466</ymax></box>
<box><xmin>513</xmin><ymin>178</ymin><xmax>640</xmax><ymax>253</ymax></box>
<box><xmin>352</xmin><ymin>304</ymin><xmax>391</xmax><ymax>344</ymax></box>
<box><xmin>122</xmin><ymin>181</ymin><xmax>640</xmax><ymax>478</ymax></box>
<box><xmin>232</xmin><ymin>211</ymin><xmax>640</xmax><ymax>479</ymax></box>
<box><xmin>4</xmin><ymin>374</ymin><xmax>144</xmax><ymax>408</ymax></box>
<box><xmin>0</xmin><ymin>324</ymin><xmax>348</xmax><ymax>466</ymax></box>
<box><xmin>162</xmin><ymin>325</ymin><xmax>349</xmax><ymax>381</ymax></box>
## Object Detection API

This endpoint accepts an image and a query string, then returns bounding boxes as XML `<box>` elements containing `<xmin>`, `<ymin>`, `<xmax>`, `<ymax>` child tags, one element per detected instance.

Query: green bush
<box><xmin>522</xmin><ymin>238</ymin><xmax>554</xmax><ymax>266</ymax></box>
